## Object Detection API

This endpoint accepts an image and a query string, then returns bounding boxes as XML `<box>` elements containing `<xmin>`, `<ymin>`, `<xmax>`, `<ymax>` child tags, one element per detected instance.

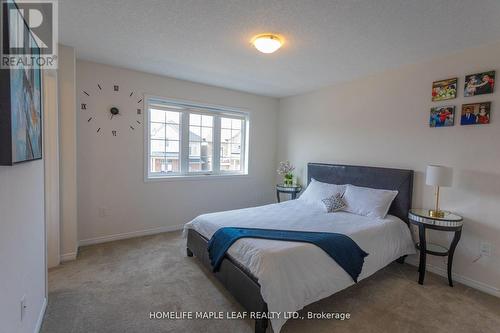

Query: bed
<box><xmin>185</xmin><ymin>163</ymin><xmax>415</xmax><ymax>333</ymax></box>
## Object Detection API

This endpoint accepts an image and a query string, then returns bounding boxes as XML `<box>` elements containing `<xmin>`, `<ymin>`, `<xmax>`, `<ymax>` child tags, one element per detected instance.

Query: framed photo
<box><xmin>464</xmin><ymin>71</ymin><xmax>495</xmax><ymax>97</ymax></box>
<box><xmin>0</xmin><ymin>2</ymin><xmax>43</xmax><ymax>165</ymax></box>
<box><xmin>432</xmin><ymin>78</ymin><xmax>457</xmax><ymax>101</ymax></box>
<box><xmin>461</xmin><ymin>102</ymin><xmax>491</xmax><ymax>125</ymax></box>
<box><xmin>430</xmin><ymin>106</ymin><xmax>455</xmax><ymax>127</ymax></box>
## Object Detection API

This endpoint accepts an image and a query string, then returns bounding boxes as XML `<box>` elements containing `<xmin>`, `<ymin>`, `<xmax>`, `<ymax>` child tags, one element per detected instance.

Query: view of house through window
<box><xmin>189</xmin><ymin>114</ymin><xmax>213</xmax><ymax>172</ymax></box>
<box><xmin>220</xmin><ymin>117</ymin><xmax>242</xmax><ymax>172</ymax></box>
<box><xmin>146</xmin><ymin>98</ymin><xmax>248</xmax><ymax>178</ymax></box>
<box><xmin>150</xmin><ymin>109</ymin><xmax>181</xmax><ymax>173</ymax></box>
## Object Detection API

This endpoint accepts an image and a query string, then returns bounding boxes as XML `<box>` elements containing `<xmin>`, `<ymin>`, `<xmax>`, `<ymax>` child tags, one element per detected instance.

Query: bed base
<box><xmin>187</xmin><ymin>229</ymin><xmax>269</xmax><ymax>333</ymax></box>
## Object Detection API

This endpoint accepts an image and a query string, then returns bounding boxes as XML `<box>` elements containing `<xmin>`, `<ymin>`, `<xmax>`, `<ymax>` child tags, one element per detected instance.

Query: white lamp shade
<box><xmin>426</xmin><ymin>165</ymin><xmax>453</xmax><ymax>187</ymax></box>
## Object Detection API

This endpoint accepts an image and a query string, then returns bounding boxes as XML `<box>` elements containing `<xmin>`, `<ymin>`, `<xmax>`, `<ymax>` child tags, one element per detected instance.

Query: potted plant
<box><xmin>277</xmin><ymin>161</ymin><xmax>295</xmax><ymax>186</ymax></box>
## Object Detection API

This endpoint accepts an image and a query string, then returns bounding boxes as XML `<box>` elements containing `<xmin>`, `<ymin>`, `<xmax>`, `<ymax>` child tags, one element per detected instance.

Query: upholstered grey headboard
<box><xmin>307</xmin><ymin>163</ymin><xmax>414</xmax><ymax>223</ymax></box>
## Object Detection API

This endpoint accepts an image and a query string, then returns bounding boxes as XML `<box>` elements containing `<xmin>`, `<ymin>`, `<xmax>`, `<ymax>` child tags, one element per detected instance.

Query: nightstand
<box><xmin>276</xmin><ymin>184</ymin><xmax>302</xmax><ymax>203</ymax></box>
<box><xmin>408</xmin><ymin>208</ymin><xmax>463</xmax><ymax>287</ymax></box>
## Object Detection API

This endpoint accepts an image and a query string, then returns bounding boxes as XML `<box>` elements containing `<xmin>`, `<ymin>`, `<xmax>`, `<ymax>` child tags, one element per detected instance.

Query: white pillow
<box><xmin>299</xmin><ymin>179</ymin><xmax>346</xmax><ymax>210</ymax></box>
<box><xmin>342</xmin><ymin>184</ymin><xmax>398</xmax><ymax>218</ymax></box>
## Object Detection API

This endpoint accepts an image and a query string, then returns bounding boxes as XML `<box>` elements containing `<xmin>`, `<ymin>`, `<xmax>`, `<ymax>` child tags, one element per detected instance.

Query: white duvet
<box><xmin>184</xmin><ymin>200</ymin><xmax>415</xmax><ymax>332</ymax></box>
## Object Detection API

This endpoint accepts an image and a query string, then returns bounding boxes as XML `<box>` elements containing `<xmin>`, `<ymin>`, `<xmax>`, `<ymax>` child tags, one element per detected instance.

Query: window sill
<box><xmin>145</xmin><ymin>173</ymin><xmax>249</xmax><ymax>183</ymax></box>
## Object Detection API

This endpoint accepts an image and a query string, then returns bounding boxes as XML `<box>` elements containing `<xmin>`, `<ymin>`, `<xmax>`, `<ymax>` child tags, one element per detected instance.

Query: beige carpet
<box><xmin>41</xmin><ymin>231</ymin><xmax>500</xmax><ymax>333</ymax></box>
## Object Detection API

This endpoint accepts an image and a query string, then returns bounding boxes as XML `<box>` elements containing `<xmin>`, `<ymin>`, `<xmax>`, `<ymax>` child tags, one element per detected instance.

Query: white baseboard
<box><xmin>406</xmin><ymin>257</ymin><xmax>500</xmax><ymax>298</ymax></box>
<box><xmin>78</xmin><ymin>224</ymin><xmax>185</xmax><ymax>247</ymax></box>
<box><xmin>60</xmin><ymin>252</ymin><xmax>77</xmax><ymax>262</ymax></box>
<box><xmin>34</xmin><ymin>297</ymin><xmax>47</xmax><ymax>333</ymax></box>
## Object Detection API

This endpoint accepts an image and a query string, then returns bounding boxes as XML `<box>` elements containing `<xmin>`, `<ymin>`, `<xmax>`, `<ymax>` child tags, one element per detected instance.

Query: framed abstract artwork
<box><xmin>432</xmin><ymin>78</ymin><xmax>457</xmax><ymax>102</ymax></box>
<box><xmin>460</xmin><ymin>102</ymin><xmax>491</xmax><ymax>126</ymax></box>
<box><xmin>464</xmin><ymin>71</ymin><xmax>495</xmax><ymax>97</ymax></box>
<box><xmin>430</xmin><ymin>106</ymin><xmax>455</xmax><ymax>127</ymax></box>
<box><xmin>0</xmin><ymin>1</ymin><xmax>43</xmax><ymax>165</ymax></box>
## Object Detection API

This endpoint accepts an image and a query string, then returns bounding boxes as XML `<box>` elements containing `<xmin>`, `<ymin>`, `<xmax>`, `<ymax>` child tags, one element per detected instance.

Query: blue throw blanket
<box><xmin>207</xmin><ymin>227</ymin><xmax>369</xmax><ymax>282</ymax></box>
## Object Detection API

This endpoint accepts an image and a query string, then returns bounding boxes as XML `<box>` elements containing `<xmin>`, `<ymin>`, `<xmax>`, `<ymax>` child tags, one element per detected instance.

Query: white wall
<box><xmin>58</xmin><ymin>45</ymin><xmax>78</xmax><ymax>261</ymax></box>
<box><xmin>76</xmin><ymin>60</ymin><xmax>278</xmax><ymax>244</ymax></box>
<box><xmin>0</xmin><ymin>161</ymin><xmax>46</xmax><ymax>333</ymax></box>
<box><xmin>278</xmin><ymin>41</ymin><xmax>500</xmax><ymax>295</ymax></box>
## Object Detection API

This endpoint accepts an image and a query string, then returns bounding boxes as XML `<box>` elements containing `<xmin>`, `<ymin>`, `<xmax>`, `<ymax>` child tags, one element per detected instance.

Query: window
<box><xmin>189</xmin><ymin>114</ymin><xmax>213</xmax><ymax>172</ymax></box>
<box><xmin>146</xmin><ymin>97</ymin><xmax>248</xmax><ymax>179</ymax></box>
<box><xmin>220</xmin><ymin>117</ymin><xmax>242</xmax><ymax>172</ymax></box>
<box><xmin>149</xmin><ymin>109</ymin><xmax>181</xmax><ymax>173</ymax></box>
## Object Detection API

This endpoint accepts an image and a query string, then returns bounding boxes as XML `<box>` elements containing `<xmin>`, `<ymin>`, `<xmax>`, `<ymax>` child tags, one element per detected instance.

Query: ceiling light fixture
<box><xmin>251</xmin><ymin>34</ymin><xmax>283</xmax><ymax>54</ymax></box>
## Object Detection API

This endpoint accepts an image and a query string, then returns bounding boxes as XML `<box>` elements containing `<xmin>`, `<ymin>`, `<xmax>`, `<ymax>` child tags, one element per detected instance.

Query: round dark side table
<box><xmin>276</xmin><ymin>184</ymin><xmax>302</xmax><ymax>203</ymax></box>
<box><xmin>408</xmin><ymin>208</ymin><xmax>463</xmax><ymax>287</ymax></box>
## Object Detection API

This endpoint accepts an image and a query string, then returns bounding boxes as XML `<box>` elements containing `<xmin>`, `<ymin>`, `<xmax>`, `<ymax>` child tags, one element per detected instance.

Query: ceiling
<box><xmin>59</xmin><ymin>0</ymin><xmax>500</xmax><ymax>98</ymax></box>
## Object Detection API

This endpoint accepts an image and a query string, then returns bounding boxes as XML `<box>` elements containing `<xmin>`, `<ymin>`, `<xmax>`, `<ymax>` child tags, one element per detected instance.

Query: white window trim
<box><xmin>143</xmin><ymin>95</ymin><xmax>250</xmax><ymax>182</ymax></box>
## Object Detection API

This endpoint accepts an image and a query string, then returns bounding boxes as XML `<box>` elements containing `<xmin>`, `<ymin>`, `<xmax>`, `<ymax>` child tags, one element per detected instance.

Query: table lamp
<box><xmin>426</xmin><ymin>165</ymin><xmax>453</xmax><ymax>218</ymax></box>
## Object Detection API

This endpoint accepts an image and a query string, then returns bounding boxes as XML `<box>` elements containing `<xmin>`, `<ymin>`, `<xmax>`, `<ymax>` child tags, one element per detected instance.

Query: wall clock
<box><xmin>79</xmin><ymin>83</ymin><xmax>143</xmax><ymax>136</ymax></box>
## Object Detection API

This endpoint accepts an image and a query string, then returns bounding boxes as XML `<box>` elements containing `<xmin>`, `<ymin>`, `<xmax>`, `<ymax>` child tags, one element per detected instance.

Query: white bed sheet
<box><xmin>184</xmin><ymin>200</ymin><xmax>415</xmax><ymax>332</ymax></box>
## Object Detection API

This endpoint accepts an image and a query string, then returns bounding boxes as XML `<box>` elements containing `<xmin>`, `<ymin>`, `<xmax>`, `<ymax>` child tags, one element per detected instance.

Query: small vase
<box><xmin>284</xmin><ymin>174</ymin><xmax>294</xmax><ymax>186</ymax></box>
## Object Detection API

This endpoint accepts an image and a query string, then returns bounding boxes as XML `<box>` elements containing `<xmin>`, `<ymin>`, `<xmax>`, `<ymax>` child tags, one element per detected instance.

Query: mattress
<box><xmin>184</xmin><ymin>200</ymin><xmax>416</xmax><ymax>332</ymax></box>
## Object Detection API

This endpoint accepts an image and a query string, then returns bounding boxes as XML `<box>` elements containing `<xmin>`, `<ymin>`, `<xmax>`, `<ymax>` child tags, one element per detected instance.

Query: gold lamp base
<box><xmin>429</xmin><ymin>209</ymin><xmax>445</xmax><ymax>218</ymax></box>
<box><xmin>429</xmin><ymin>185</ymin><xmax>446</xmax><ymax>218</ymax></box>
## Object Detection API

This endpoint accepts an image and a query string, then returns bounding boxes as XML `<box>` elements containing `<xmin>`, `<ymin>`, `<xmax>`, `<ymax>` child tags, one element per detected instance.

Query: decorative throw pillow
<box><xmin>322</xmin><ymin>193</ymin><xmax>346</xmax><ymax>213</ymax></box>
